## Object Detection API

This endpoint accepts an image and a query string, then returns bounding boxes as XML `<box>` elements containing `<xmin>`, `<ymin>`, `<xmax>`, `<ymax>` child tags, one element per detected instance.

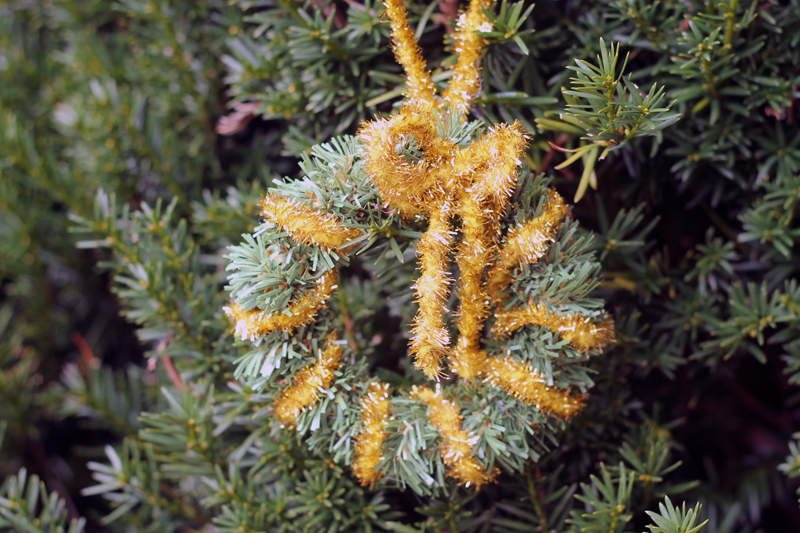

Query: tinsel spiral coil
<box><xmin>223</xmin><ymin>0</ymin><xmax>613</xmax><ymax>493</ymax></box>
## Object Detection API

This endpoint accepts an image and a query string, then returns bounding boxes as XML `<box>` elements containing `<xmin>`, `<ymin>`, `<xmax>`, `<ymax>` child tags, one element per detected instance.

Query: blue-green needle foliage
<box><xmin>1</xmin><ymin>467</ymin><xmax>86</xmax><ymax>533</ymax></box>
<box><xmin>645</xmin><ymin>496</ymin><xmax>708</xmax><ymax>533</ymax></box>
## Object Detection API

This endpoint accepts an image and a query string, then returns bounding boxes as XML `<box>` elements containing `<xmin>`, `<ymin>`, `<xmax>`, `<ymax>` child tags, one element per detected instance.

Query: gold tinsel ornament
<box><xmin>224</xmin><ymin>0</ymin><xmax>614</xmax><ymax>493</ymax></box>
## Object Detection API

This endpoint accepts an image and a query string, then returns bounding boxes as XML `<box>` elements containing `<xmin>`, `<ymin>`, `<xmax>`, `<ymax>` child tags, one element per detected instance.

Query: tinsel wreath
<box><xmin>224</xmin><ymin>0</ymin><xmax>613</xmax><ymax>493</ymax></box>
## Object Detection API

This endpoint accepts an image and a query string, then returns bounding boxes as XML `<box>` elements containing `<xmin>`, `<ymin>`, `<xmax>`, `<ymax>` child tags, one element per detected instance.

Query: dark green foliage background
<box><xmin>1</xmin><ymin>0</ymin><xmax>800</xmax><ymax>531</ymax></box>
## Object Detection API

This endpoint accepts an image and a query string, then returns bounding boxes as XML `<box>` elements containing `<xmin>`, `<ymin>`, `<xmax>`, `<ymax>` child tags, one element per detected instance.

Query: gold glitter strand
<box><xmin>556</xmin><ymin>313</ymin><xmax>615</xmax><ymax>351</ymax></box>
<box><xmin>224</xmin><ymin>270</ymin><xmax>339</xmax><ymax>341</ymax></box>
<box><xmin>352</xmin><ymin>382</ymin><xmax>391</xmax><ymax>487</ymax></box>
<box><xmin>451</xmin><ymin>122</ymin><xmax>528</xmax><ymax>379</ymax></box>
<box><xmin>409</xmin><ymin>204</ymin><xmax>454</xmax><ymax>380</ymax></box>
<box><xmin>482</xmin><ymin>356</ymin><xmax>585</xmax><ymax>419</ymax></box>
<box><xmin>358</xmin><ymin>102</ymin><xmax>457</xmax><ymax>213</ymax></box>
<box><xmin>486</xmin><ymin>189</ymin><xmax>569</xmax><ymax>300</ymax></box>
<box><xmin>491</xmin><ymin>302</ymin><xmax>615</xmax><ymax>352</ymax></box>
<box><xmin>442</xmin><ymin>0</ymin><xmax>494</xmax><ymax>115</ymax></box>
<box><xmin>451</xmin><ymin>193</ymin><xmax>492</xmax><ymax>379</ymax></box>
<box><xmin>221</xmin><ymin>0</ymin><xmax>617</xmax><ymax>493</ymax></box>
<box><xmin>497</xmin><ymin>190</ymin><xmax>569</xmax><ymax>265</ymax></box>
<box><xmin>466</xmin><ymin>121</ymin><xmax>529</xmax><ymax>205</ymax></box>
<box><xmin>383</xmin><ymin>0</ymin><xmax>438</xmax><ymax>108</ymax></box>
<box><xmin>260</xmin><ymin>194</ymin><xmax>363</xmax><ymax>251</ymax></box>
<box><xmin>414</xmin><ymin>385</ymin><xmax>493</xmax><ymax>487</ymax></box>
<box><xmin>272</xmin><ymin>334</ymin><xmax>343</xmax><ymax>427</ymax></box>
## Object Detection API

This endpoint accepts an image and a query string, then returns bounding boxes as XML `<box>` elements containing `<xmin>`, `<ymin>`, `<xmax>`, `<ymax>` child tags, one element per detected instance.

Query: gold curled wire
<box><xmin>228</xmin><ymin>0</ymin><xmax>614</xmax><ymax>488</ymax></box>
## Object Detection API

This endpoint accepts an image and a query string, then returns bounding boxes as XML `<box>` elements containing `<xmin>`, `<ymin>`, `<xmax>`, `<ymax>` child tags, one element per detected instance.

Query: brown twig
<box><xmin>71</xmin><ymin>331</ymin><xmax>96</xmax><ymax>373</ymax></box>
<box><xmin>162</xmin><ymin>356</ymin><xmax>184</xmax><ymax>393</ymax></box>
<box><xmin>157</xmin><ymin>336</ymin><xmax>184</xmax><ymax>392</ymax></box>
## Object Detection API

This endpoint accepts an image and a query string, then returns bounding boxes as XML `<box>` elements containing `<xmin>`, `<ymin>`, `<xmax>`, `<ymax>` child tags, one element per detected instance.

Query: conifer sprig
<box><xmin>0</xmin><ymin>469</ymin><xmax>86</xmax><ymax>533</ymax></box>
<box><xmin>537</xmin><ymin>38</ymin><xmax>679</xmax><ymax>200</ymax></box>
